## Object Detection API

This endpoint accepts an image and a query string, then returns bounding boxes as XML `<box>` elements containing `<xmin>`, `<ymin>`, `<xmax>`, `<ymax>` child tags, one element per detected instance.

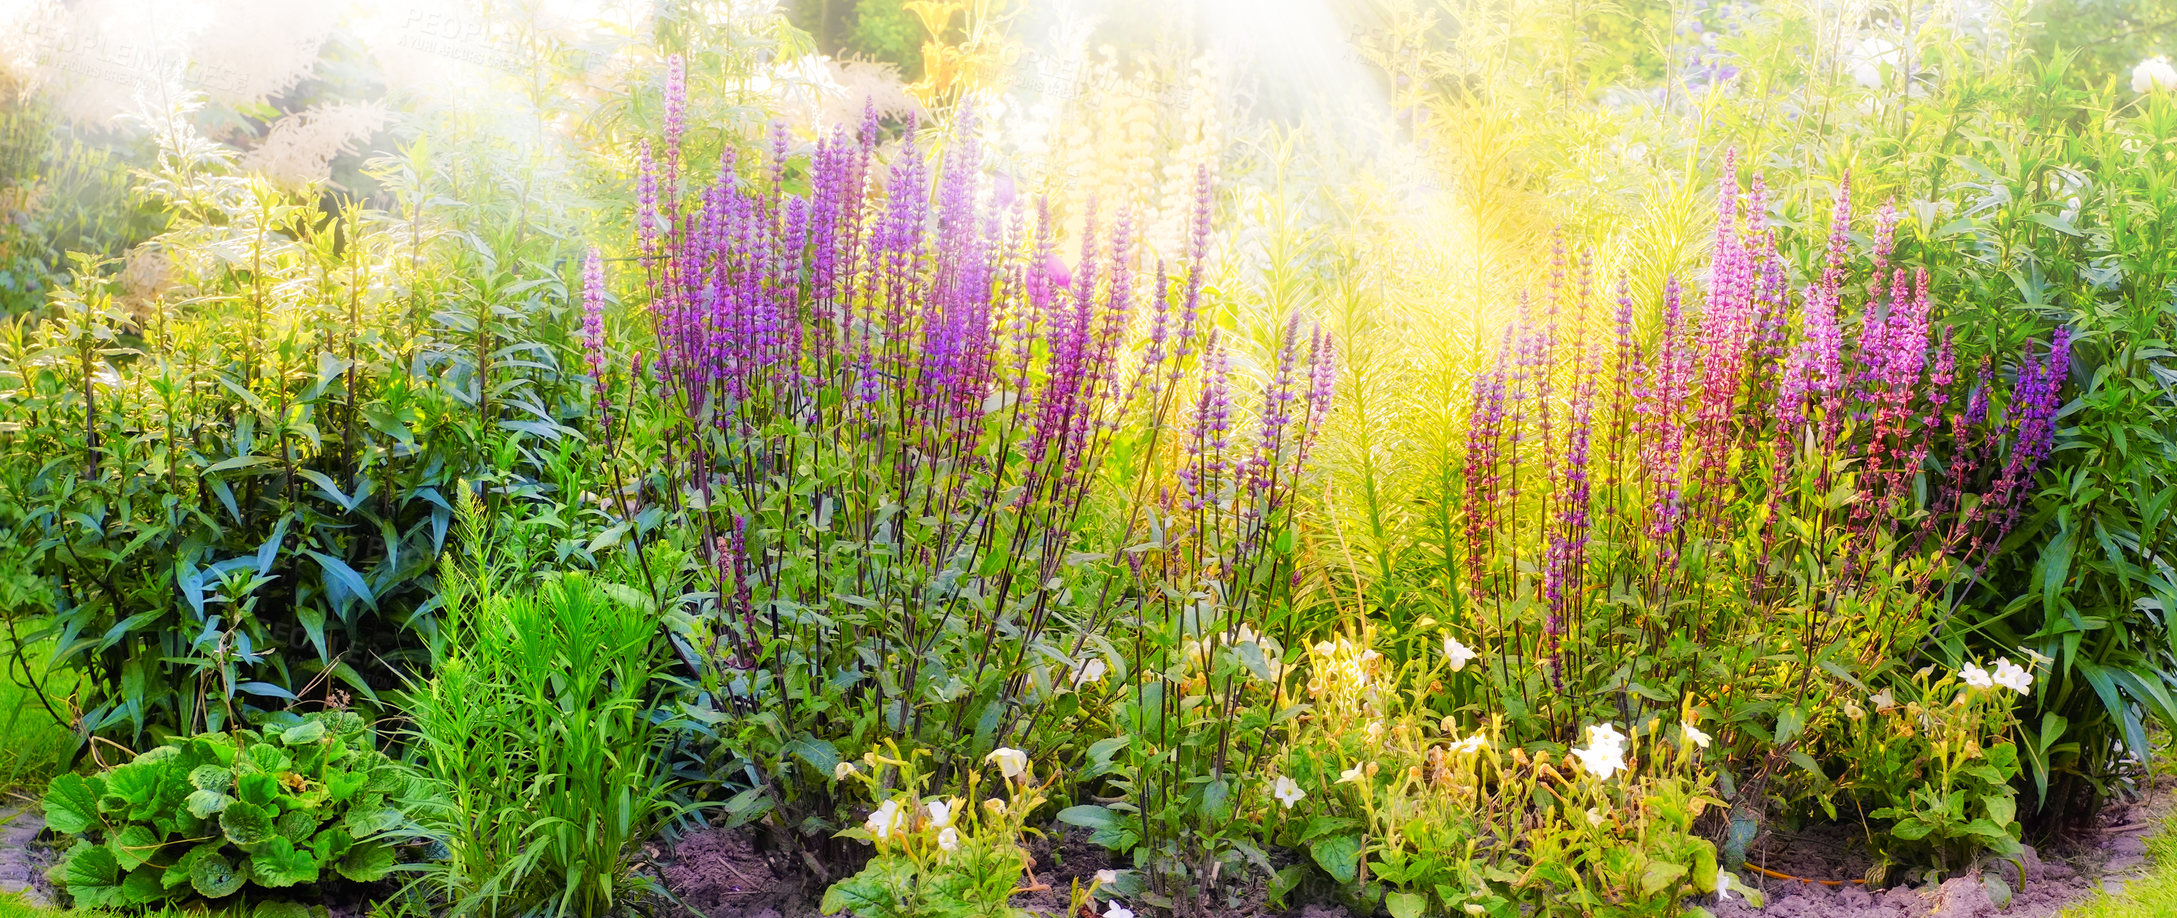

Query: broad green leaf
<box><xmin>190</xmin><ymin>850</ymin><xmax>246</xmax><ymax>899</ymax></box>
<box><xmin>44</xmin><ymin>773</ymin><xmax>101</xmax><ymax>835</ymax></box>
<box><xmin>248</xmin><ymin>836</ymin><xmax>320</xmax><ymax>888</ymax></box>
<box><xmin>1640</xmin><ymin>858</ymin><xmax>1689</xmax><ymax>895</ymax></box>
<box><xmin>60</xmin><ymin>843</ymin><xmax>122</xmax><ymax>908</ymax></box>
<box><xmin>1385</xmin><ymin>891</ymin><xmax>1427</xmax><ymax>918</ymax></box>
<box><xmin>335</xmin><ymin>841</ymin><xmax>396</xmax><ymax>882</ymax></box>
<box><xmin>238</xmin><ymin>772</ymin><xmax>280</xmax><ymax>806</ymax></box>
<box><xmin>116</xmin><ymin>867</ymin><xmax>166</xmax><ymax>907</ymax></box>
<box><xmin>281</xmin><ymin>720</ymin><xmax>327</xmax><ymax>746</ymax></box>
<box><xmin>1310</xmin><ymin>834</ymin><xmax>1362</xmax><ymax>884</ymax></box>
<box><xmin>188</xmin><ymin>765</ymin><xmax>231</xmax><ymax>791</ymax></box>
<box><xmin>220</xmin><ymin>801</ymin><xmax>276</xmax><ymax>848</ymax></box>
<box><xmin>1056</xmin><ymin>805</ymin><xmax>1117</xmax><ymax>829</ymax></box>
<box><xmin>108</xmin><ymin>824</ymin><xmax>160</xmax><ymax>870</ymax></box>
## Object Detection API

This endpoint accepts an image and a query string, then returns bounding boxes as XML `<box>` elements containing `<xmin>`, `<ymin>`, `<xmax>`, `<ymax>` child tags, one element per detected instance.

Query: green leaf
<box><xmin>783</xmin><ymin>736</ymin><xmax>840</xmax><ymax>775</ymax></box>
<box><xmin>310</xmin><ymin>826</ymin><xmax>354</xmax><ymax>865</ymax></box>
<box><xmin>206</xmin><ymin>455</ymin><xmax>275</xmax><ymax>474</ymax></box>
<box><xmin>342</xmin><ymin>802</ymin><xmax>400</xmax><ymax>839</ymax></box>
<box><xmin>238</xmin><ymin>772</ymin><xmax>280</xmax><ymax>806</ymax></box>
<box><xmin>326</xmin><ymin>770</ymin><xmax>368</xmax><ymax>804</ymax></box>
<box><xmin>168</xmin><ymin>842</ymin><xmax>220</xmax><ymax>890</ymax></box>
<box><xmin>116</xmin><ymin>866</ymin><xmax>167</xmax><ymax>907</ymax></box>
<box><xmin>1310</xmin><ymin>834</ymin><xmax>1362</xmax><ymax>884</ymax></box>
<box><xmin>1640</xmin><ymin>858</ymin><xmax>1689</xmax><ymax>895</ymax></box>
<box><xmin>254</xmin><ymin>901</ymin><xmax>314</xmax><ymax>918</ymax></box>
<box><xmin>109</xmin><ymin>824</ymin><xmax>161</xmax><ymax>870</ymax></box>
<box><xmin>1385</xmin><ymin>891</ymin><xmax>1427</xmax><ymax>918</ymax></box>
<box><xmin>306</xmin><ymin>550</ymin><xmax>378</xmax><ymax>610</ymax></box>
<box><xmin>335</xmin><ymin>841</ymin><xmax>396</xmax><ymax>882</ymax></box>
<box><xmin>60</xmin><ymin>843</ymin><xmax>123</xmax><ymax>908</ymax></box>
<box><xmin>280</xmin><ymin>720</ymin><xmax>327</xmax><ymax>746</ymax></box>
<box><xmin>44</xmin><ymin>773</ymin><xmax>101</xmax><ymax>835</ymax></box>
<box><xmin>277</xmin><ymin>808</ymin><xmax>319</xmax><ymax>843</ymax></box>
<box><xmin>221</xmin><ymin>801</ymin><xmax>276</xmax><ymax>848</ymax></box>
<box><xmin>1890</xmin><ymin>817</ymin><xmax>1933</xmax><ymax>841</ymax></box>
<box><xmin>103</xmin><ymin>765</ymin><xmax>160</xmax><ymax>817</ymax></box>
<box><xmin>1986</xmin><ymin>794</ymin><xmax>2018</xmax><ymax>827</ymax></box>
<box><xmin>1056</xmin><ymin>805</ymin><xmax>1117</xmax><ymax>829</ymax></box>
<box><xmin>188</xmin><ymin>764</ymin><xmax>231</xmax><ymax>791</ymax></box>
<box><xmin>248</xmin><ymin>836</ymin><xmax>320</xmax><ymax>888</ymax></box>
<box><xmin>190</xmin><ymin>849</ymin><xmax>247</xmax><ymax>898</ymax></box>
<box><xmin>187</xmin><ymin>789</ymin><xmax>234</xmax><ymax>819</ymax></box>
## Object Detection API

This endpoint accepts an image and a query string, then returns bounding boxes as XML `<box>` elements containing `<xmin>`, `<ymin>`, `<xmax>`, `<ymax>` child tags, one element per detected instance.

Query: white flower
<box><xmin>1871</xmin><ymin>688</ymin><xmax>1897</xmax><ymax>712</ymax></box>
<box><xmin>927</xmin><ymin>799</ymin><xmax>954</xmax><ymax>828</ymax></box>
<box><xmin>1104</xmin><ymin>904</ymin><xmax>1134</xmax><ymax>918</ymax></box>
<box><xmin>834</xmin><ymin>761</ymin><xmax>857</xmax><ymax>781</ymax></box>
<box><xmin>1271</xmin><ymin>775</ymin><xmax>1306</xmax><ymax>809</ymax></box>
<box><xmin>1364</xmin><ymin>721</ymin><xmax>1385</xmax><ymax>742</ymax></box>
<box><xmin>1961</xmin><ymin>662</ymin><xmax>1995</xmax><ymax>689</ymax></box>
<box><xmin>1337</xmin><ymin>764</ymin><xmax>1365</xmax><ymax>784</ymax></box>
<box><xmin>1443</xmin><ymin>636</ymin><xmax>1478</xmax><ymax>672</ymax></box>
<box><xmin>1072</xmin><ymin>656</ymin><xmax>1108</xmax><ymax>687</ymax></box>
<box><xmin>986</xmin><ymin>747</ymin><xmax>1029</xmax><ymax>779</ymax></box>
<box><xmin>864</xmin><ymin>799</ymin><xmax>907</xmax><ymax>841</ymax></box>
<box><xmin>1572</xmin><ymin>723</ymin><xmax>1629</xmax><ymax>781</ymax></box>
<box><xmin>936</xmin><ymin>826</ymin><xmax>960</xmax><ymax>851</ymax></box>
<box><xmin>1093</xmin><ymin>869</ymin><xmax>1120</xmax><ymax>887</ymax></box>
<box><xmin>1847</xmin><ymin>36</ymin><xmax>1901</xmax><ymax>88</ymax></box>
<box><xmin>1463</xmin><ymin>906</ymin><xmax>1485</xmax><ymax>916</ymax></box>
<box><xmin>1717</xmin><ymin>866</ymin><xmax>1735</xmax><ymax>900</ymax></box>
<box><xmin>2135</xmin><ymin>56</ymin><xmax>2177</xmax><ymax>94</ymax></box>
<box><xmin>1682</xmin><ymin>721</ymin><xmax>1712</xmax><ymax>750</ymax></box>
<box><xmin>1991</xmin><ymin>658</ymin><xmax>2033</xmax><ymax>694</ymax></box>
<box><xmin>1451</xmin><ymin>733</ymin><xmax>1489</xmax><ymax>754</ymax></box>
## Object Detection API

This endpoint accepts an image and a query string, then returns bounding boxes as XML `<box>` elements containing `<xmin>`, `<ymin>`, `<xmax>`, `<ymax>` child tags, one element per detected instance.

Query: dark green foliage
<box><xmin>0</xmin><ymin>102</ymin><xmax>585</xmax><ymax>746</ymax></box>
<box><xmin>42</xmin><ymin>710</ymin><xmax>416</xmax><ymax>910</ymax></box>
<box><xmin>1930</xmin><ymin>86</ymin><xmax>2177</xmax><ymax>823</ymax></box>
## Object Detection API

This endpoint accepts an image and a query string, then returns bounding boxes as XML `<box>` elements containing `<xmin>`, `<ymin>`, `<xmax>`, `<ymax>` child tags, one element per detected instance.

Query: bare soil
<box><xmin>1711</xmin><ymin>774</ymin><xmax>2174</xmax><ymax>918</ymax></box>
<box><xmin>657</xmin><ymin>824</ymin><xmax>829</xmax><ymax>918</ymax></box>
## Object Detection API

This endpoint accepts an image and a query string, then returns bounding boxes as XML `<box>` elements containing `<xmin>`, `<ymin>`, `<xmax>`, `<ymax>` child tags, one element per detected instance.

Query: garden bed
<box><xmin>4</xmin><ymin>1</ymin><xmax>2177</xmax><ymax>917</ymax></box>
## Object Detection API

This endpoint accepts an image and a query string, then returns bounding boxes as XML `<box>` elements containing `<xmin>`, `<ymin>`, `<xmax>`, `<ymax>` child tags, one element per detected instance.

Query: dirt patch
<box><xmin>659</xmin><ymin>824</ymin><xmax>826</xmax><ymax>918</ymax></box>
<box><xmin>1014</xmin><ymin>824</ymin><xmax>1118</xmax><ymax>916</ymax></box>
<box><xmin>1709</xmin><ymin>774</ymin><xmax>2174</xmax><ymax>918</ymax></box>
